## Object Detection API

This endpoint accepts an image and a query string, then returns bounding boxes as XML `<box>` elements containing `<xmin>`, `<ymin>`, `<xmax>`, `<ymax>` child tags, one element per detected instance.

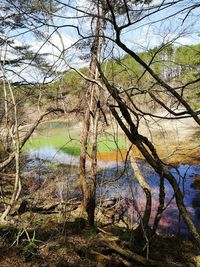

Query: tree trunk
<box><xmin>152</xmin><ymin>175</ymin><xmax>165</xmax><ymax>235</ymax></box>
<box><xmin>80</xmin><ymin>107</ymin><xmax>90</xmax><ymax>212</ymax></box>
<box><xmin>129</xmin><ymin>151</ymin><xmax>152</xmax><ymax>231</ymax></box>
<box><xmin>0</xmin><ymin>150</ymin><xmax>21</xmax><ymax>222</ymax></box>
<box><xmin>87</xmin><ymin>100</ymin><xmax>100</xmax><ymax>226</ymax></box>
<box><xmin>79</xmin><ymin>13</ymin><xmax>103</xmax><ymax>226</ymax></box>
<box><xmin>0</xmin><ymin>80</ymin><xmax>21</xmax><ymax>222</ymax></box>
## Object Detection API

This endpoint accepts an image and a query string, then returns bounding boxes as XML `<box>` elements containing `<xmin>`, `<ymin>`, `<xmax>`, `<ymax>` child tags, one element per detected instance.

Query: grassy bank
<box><xmin>23</xmin><ymin>130</ymin><xmax>127</xmax><ymax>156</ymax></box>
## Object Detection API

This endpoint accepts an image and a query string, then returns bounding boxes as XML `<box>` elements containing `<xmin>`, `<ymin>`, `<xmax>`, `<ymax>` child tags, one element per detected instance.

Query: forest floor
<box><xmin>0</xmin><ymin>159</ymin><xmax>200</xmax><ymax>267</ymax></box>
<box><xmin>0</xmin><ymin>217</ymin><xmax>200</xmax><ymax>267</ymax></box>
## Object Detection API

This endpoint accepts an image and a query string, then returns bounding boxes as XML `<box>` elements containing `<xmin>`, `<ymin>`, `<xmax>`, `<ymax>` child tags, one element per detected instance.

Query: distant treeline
<box><xmin>60</xmin><ymin>43</ymin><xmax>200</xmax><ymax>90</ymax></box>
<box><xmin>3</xmin><ymin>43</ymin><xmax>198</xmax><ymax>111</ymax></box>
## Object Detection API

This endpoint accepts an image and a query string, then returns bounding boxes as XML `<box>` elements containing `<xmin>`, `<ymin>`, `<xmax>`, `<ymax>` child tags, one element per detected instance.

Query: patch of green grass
<box><xmin>23</xmin><ymin>132</ymin><xmax>81</xmax><ymax>156</ymax></box>
<box><xmin>59</xmin><ymin>145</ymin><xmax>81</xmax><ymax>156</ymax></box>
<box><xmin>97</xmin><ymin>135</ymin><xmax>126</xmax><ymax>152</ymax></box>
<box><xmin>24</xmin><ymin>130</ymin><xmax>126</xmax><ymax>156</ymax></box>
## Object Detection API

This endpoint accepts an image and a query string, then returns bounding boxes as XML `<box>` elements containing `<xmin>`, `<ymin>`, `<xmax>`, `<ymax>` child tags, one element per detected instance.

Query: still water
<box><xmin>28</xmin><ymin>145</ymin><xmax>200</xmax><ymax>236</ymax></box>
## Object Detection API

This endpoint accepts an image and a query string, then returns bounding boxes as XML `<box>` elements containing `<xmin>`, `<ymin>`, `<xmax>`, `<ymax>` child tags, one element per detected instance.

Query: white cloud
<box><xmin>160</xmin><ymin>31</ymin><xmax>200</xmax><ymax>46</ymax></box>
<box><xmin>31</xmin><ymin>31</ymin><xmax>74</xmax><ymax>56</ymax></box>
<box><xmin>0</xmin><ymin>30</ymin><xmax>77</xmax><ymax>83</ymax></box>
<box><xmin>122</xmin><ymin>25</ymin><xmax>161</xmax><ymax>51</ymax></box>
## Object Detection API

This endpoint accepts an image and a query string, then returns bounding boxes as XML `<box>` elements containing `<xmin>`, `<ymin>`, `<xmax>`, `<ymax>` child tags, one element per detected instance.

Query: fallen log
<box><xmin>11</xmin><ymin>200</ymin><xmax>81</xmax><ymax>215</ymax></box>
<box><xmin>90</xmin><ymin>250</ymin><xmax>132</xmax><ymax>267</ymax></box>
<box><xmin>99</xmin><ymin>234</ymin><xmax>184</xmax><ymax>267</ymax></box>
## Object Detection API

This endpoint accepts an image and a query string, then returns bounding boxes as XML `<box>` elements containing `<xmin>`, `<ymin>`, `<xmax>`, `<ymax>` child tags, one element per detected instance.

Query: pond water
<box><xmin>28</xmin><ymin>146</ymin><xmax>126</xmax><ymax>168</ymax></box>
<box><xmin>97</xmin><ymin>162</ymin><xmax>200</xmax><ymax>236</ymax></box>
<box><xmin>24</xmin><ymin>120</ymin><xmax>127</xmax><ymax>157</ymax></box>
<box><xmin>27</xmin><ymin>145</ymin><xmax>200</xmax><ymax>236</ymax></box>
<box><xmin>25</xmin><ymin>121</ymin><xmax>200</xmax><ymax>235</ymax></box>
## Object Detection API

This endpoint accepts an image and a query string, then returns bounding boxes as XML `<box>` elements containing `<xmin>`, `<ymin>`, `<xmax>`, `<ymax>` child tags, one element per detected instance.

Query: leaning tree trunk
<box><xmin>97</xmin><ymin>63</ymin><xmax>200</xmax><ymax>247</ymax></box>
<box><xmin>113</xmin><ymin>105</ymin><xmax>200</xmax><ymax>247</ymax></box>
<box><xmin>135</xmin><ymin>138</ymin><xmax>200</xmax><ymax>247</ymax></box>
<box><xmin>0</xmin><ymin>147</ymin><xmax>21</xmax><ymax>222</ymax></box>
<box><xmin>129</xmin><ymin>151</ymin><xmax>152</xmax><ymax>231</ymax></box>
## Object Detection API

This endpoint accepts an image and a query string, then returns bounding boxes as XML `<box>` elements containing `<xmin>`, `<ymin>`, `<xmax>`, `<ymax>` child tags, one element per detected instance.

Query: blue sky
<box><xmin>1</xmin><ymin>0</ymin><xmax>200</xmax><ymax>83</ymax></box>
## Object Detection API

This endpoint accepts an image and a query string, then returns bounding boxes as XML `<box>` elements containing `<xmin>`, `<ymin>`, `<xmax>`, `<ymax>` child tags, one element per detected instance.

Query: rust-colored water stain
<box><xmin>97</xmin><ymin>144</ymin><xmax>200</xmax><ymax>165</ymax></box>
<box><xmin>97</xmin><ymin>150</ymin><xmax>127</xmax><ymax>162</ymax></box>
<box><xmin>97</xmin><ymin>147</ymin><xmax>143</xmax><ymax>163</ymax></box>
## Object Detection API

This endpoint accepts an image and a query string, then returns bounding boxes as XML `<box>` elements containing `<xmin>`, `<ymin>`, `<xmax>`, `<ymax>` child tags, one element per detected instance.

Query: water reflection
<box><xmin>28</xmin><ymin>147</ymin><xmax>80</xmax><ymax>165</ymax></box>
<box><xmin>28</xmin><ymin>146</ymin><xmax>200</xmax><ymax>236</ymax></box>
<box><xmin>28</xmin><ymin>146</ymin><xmax>125</xmax><ymax>168</ymax></box>
<box><xmin>97</xmin><ymin>163</ymin><xmax>200</xmax><ymax>236</ymax></box>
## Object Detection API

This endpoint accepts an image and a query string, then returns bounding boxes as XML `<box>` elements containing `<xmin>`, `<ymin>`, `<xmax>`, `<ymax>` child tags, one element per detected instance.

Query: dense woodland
<box><xmin>0</xmin><ymin>1</ymin><xmax>200</xmax><ymax>266</ymax></box>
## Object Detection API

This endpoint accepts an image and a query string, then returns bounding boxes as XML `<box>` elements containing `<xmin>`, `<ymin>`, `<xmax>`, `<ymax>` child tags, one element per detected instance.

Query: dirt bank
<box><xmin>137</xmin><ymin>114</ymin><xmax>200</xmax><ymax>165</ymax></box>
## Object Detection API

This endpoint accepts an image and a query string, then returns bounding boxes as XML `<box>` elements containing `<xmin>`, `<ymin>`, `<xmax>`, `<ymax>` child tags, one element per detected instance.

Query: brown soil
<box><xmin>138</xmin><ymin>113</ymin><xmax>200</xmax><ymax>165</ymax></box>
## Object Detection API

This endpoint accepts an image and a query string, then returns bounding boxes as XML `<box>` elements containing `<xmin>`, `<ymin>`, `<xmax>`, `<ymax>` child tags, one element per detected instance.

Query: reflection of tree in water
<box><xmin>98</xmin><ymin>163</ymin><xmax>200</xmax><ymax>235</ymax></box>
<box><xmin>191</xmin><ymin>176</ymin><xmax>200</xmax><ymax>190</ymax></box>
<box><xmin>191</xmin><ymin>176</ymin><xmax>200</xmax><ymax>220</ymax></box>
